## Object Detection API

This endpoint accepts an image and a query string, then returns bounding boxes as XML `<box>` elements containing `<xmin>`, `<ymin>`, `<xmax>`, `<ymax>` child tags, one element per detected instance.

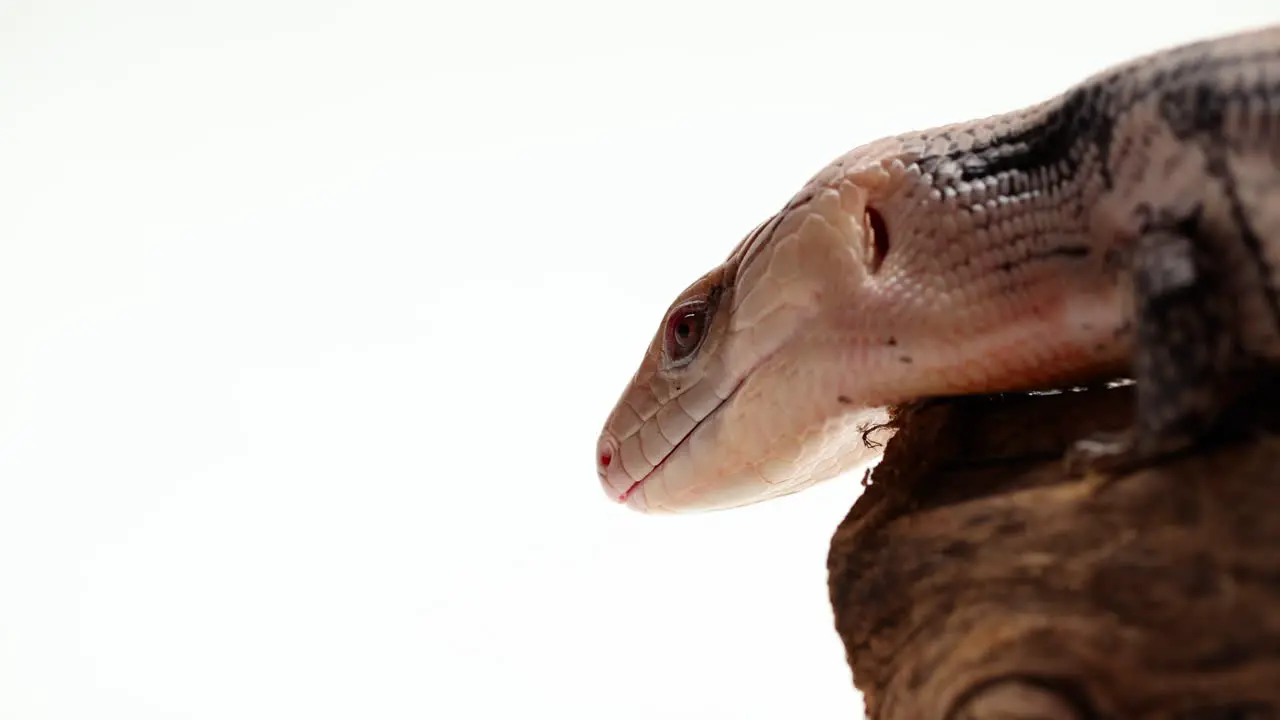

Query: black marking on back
<box><xmin>958</xmin><ymin>80</ymin><xmax>1119</xmax><ymax>189</ymax></box>
<box><xmin>948</xmin><ymin>44</ymin><xmax>1280</xmax><ymax>193</ymax></box>
<box><xmin>1158</xmin><ymin>70</ymin><xmax>1280</xmax><ymax>140</ymax></box>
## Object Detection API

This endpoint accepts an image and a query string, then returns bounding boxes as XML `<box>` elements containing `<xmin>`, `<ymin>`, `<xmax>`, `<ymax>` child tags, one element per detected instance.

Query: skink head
<box><xmin>595</xmin><ymin>185</ymin><xmax>890</xmax><ymax>513</ymax></box>
<box><xmin>595</xmin><ymin>265</ymin><xmax>735</xmax><ymax>512</ymax></box>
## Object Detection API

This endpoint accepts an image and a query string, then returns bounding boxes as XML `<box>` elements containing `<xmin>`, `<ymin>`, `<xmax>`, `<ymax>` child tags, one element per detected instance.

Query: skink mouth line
<box><xmin>616</xmin><ymin>380</ymin><xmax>743</xmax><ymax>505</ymax></box>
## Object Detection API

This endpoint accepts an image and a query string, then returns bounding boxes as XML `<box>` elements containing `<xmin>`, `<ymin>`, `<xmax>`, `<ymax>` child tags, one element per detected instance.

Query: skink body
<box><xmin>597</xmin><ymin>25</ymin><xmax>1280</xmax><ymax>513</ymax></box>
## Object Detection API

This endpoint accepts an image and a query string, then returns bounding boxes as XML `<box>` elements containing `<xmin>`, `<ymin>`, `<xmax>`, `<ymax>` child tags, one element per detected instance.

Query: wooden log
<box><xmin>827</xmin><ymin>382</ymin><xmax>1280</xmax><ymax>719</ymax></box>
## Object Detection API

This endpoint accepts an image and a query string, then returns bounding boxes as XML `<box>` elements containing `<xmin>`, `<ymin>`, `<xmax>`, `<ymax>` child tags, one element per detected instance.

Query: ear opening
<box><xmin>866</xmin><ymin>206</ymin><xmax>889</xmax><ymax>273</ymax></box>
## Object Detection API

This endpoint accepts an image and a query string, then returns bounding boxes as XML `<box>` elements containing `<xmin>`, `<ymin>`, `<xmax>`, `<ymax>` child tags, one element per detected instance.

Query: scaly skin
<box><xmin>597</xmin><ymin>24</ymin><xmax>1280</xmax><ymax>514</ymax></box>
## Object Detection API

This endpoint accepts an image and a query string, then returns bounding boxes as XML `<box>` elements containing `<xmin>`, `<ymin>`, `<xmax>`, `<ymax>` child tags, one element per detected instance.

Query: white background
<box><xmin>0</xmin><ymin>2</ymin><xmax>1276</xmax><ymax>718</ymax></box>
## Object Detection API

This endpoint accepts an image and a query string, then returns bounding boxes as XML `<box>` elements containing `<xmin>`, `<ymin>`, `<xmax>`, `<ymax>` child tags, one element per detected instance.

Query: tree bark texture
<box><xmin>827</xmin><ymin>382</ymin><xmax>1280</xmax><ymax>720</ymax></box>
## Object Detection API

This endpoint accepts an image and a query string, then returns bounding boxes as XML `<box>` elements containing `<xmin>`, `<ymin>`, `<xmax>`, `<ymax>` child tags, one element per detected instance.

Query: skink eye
<box><xmin>663</xmin><ymin>300</ymin><xmax>709</xmax><ymax>365</ymax></box>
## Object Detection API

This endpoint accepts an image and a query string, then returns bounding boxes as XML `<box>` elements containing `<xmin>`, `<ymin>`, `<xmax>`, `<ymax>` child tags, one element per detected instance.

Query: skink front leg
<box><xmin>1065</xmin><ymin>220</ymin><xmax>1249</xmax><ymax>476</ymax></box>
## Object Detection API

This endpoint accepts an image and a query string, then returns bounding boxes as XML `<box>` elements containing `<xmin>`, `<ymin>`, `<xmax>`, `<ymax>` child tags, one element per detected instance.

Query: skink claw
<box><xmin>1062</xmin><ymin>429</ymin><xmax>1187</xmax><ymax>483</ymax></box>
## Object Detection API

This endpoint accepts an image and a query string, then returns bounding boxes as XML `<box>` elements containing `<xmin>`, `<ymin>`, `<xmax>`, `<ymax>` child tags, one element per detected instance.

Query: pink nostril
<box><xmin>597</xmin><ymin>436</ymin><xmax>616</xmax><ymax>478</ymax></box>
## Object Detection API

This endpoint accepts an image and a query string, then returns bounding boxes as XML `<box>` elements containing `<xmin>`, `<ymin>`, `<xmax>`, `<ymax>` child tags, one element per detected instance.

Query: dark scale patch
<box><xmin>1158</xmin><ymin>74</ymin><xmax>1280</xmax><ymax>143</ymax></box>
<box><xmin>956</xmin><ymin>79</ymin><xmax>1119</xmax><ymax>189</ymax></box>
<box><xmin>1150</xmin><ymin>48</ymin><xmax>1280</xmax><ymax>140</ymax></box>
<box><xmin>915</xmin><ymin>156</ymin><xmax>947</xmax><ymax>177</ymax></box>
<box><xmin>996</xmin><ymin>244</ymin><xmax>1092</xmax><ymax>273</ymax></box>
<box><xmin>950</xmin><ymin>45</ymin><xmax>1280</xmax><ymax>193</ymax></box>
<box><xmin>1158</xmin><ymin>82</ymin><xmax>1229</xmax><ymax>138</ymax></box>
<box><xmin>837</xmin><ymin>395</ymin><xmax>853</xmax><ymax>405</ymax></box>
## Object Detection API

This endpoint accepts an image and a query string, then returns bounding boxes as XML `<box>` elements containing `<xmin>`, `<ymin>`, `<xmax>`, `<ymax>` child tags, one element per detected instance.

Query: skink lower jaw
<box><xmin>615</xmin><ymin>474</ymin><xmax>653</xmax><ymax>512</ymax></box>
<box><xmin>621</xmin><ymin>486</ymin><xmax>649</xmax><ymax>512</ymax></box>
<box><xmin>616</xmin><ymin>480</ymin><xmax>640</xmax><ymax>504</ymax></box>
<box><xmin>597</xmin><ymin>468</ymin><xmax>647</xmax><ymax>508</ymax></box>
